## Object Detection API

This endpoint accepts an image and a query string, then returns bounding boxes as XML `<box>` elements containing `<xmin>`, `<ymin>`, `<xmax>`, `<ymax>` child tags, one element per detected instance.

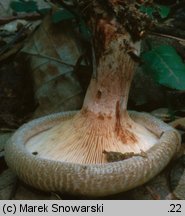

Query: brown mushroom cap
<box><xmin>5</xmin><ymin>111</ymin><xmax>180</xmax><ymax>197</ymax></box>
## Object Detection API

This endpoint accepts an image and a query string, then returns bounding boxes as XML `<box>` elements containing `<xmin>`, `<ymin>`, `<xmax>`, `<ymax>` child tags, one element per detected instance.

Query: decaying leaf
<box><xmin>0</xmin><ymin>132</ymin><xmax>13</xmax><ymax>152</ymax></box>
<box><xmin>0</xmin><ymin>0</ymin><xmax>13</xmax><ymax>17</ymax></box>
<box><xmin>0</xmin><ymin>56</ymin><xmax>35</xmax><ymax>128</ymax></box>
<box><xmin>151</xmin><ymin>108</ymin><xmax>174</xmax><ymax>122</ymax></box>
<box><xmin>128</xmin><ymin>172</ymin><xmax>176</xmax><ymax>200</ymax></box>
<box><xmin>21</xmin><ymin>15</ymin><xmax>85</xmax><ymax>117</ymax></box>
<box><xmin>0</xmin><ymin>169</ymin><xmax>17</xmax><ymax>200</ymax></box>
<box><xmin>170</xmin><ymin>117</ymin><xmax>185</xmax><ymax>130</ymax></box>
<box><xmin>103</xmin><ymin>150</ymin><xmax>147</xmax><ymax>162</ymax></box>
<box><xmin>170</xmin><ymin>155</ymin><xmax>185</xmax><ymax>200</ymax></box>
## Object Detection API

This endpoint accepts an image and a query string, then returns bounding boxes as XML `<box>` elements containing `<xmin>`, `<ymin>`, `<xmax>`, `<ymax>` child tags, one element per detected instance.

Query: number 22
<box><xmin>169</xmin><ymin>204</ymin><xmax>181</xmax><ymax>212</ymax></box>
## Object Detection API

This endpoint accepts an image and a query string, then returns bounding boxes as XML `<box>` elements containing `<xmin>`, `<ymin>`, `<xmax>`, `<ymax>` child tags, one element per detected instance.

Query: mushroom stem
<box><xmin>24</xmin><ymin>16</ymin><xmax>158</xmax><ymax>164</ymax></box>
<box><xmin>82</xmin><ymin>18</ymin><xmax>140</xmax><ymax>141</ymax></box>
<box><xmin>83</xmin><ymin>21</ymin><xmax>137</xmax><ymax>117</ymax></box>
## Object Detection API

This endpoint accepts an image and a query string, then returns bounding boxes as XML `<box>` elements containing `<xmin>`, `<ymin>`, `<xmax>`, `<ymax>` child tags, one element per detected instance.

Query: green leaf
<box><xmin>38</xmin><ymin>7</ymin><xmax>51</xmax><ymax>15</ymax></box>
<box><xmin>142</xmin><ymin>45</ymin><xmax>185</xmax><ymax>90</ymax></box>
<box><xmin>78</xmin><ymin>20</ymin><xmax>91</xmax><ymax>41</ymax></box>
<box><xmin>140</xmin><ymin>4</ymin><xmax>170</xmax><ymax>19</ymax></box>
<box><xmin>157</xmin><ymin>5</ymin><xmax>170</xmax><ymax>18</ymax></box>
<box><xmin>10</xmin><ymin>0</ymin><xmax>38</xmax><ymax>13</ymax></box>
<box><xmin>52</xmin><ymin>9</ymin><xmax>74</xmax><ymax>23</ymax></box>
<box><xmin>140</xmin><ymin>5</ymin><xmax>155</xmax><ymax>18</ymax></box>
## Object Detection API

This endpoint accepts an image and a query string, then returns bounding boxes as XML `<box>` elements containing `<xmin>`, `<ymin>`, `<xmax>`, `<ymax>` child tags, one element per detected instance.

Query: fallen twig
<box><xmin>0</xmin><ymin>13</ymin><xmax>42</xmax><ymax>26</ymax></box>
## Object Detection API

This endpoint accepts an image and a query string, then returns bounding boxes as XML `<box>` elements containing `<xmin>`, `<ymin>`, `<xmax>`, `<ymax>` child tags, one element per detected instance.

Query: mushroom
<box><xmin>5</xmin><ymin>1</ymin><xmax>180</xmax><ymax>197</ymax></box>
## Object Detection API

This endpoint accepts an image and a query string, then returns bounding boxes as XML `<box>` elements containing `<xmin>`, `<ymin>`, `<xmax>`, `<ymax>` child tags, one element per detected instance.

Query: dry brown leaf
<box><xmin>0</xmin><ymin>132</ymin><xmax>13</xmax><ymax>152</ymax></box>
<box><xmin>151</xmin><ymin>108</ymin><xmax>172</xmax><ymax>122</ymax></box>
<box><xmin>0</xmin><ymin>169</ymin><xmax>17</xmax><ymax>200</ymax></box>
<box><xmin>127</xmin><ymin>172</ymin><xmax>176</xmax><ymax>200</ymax></box>
<box><xmin>0</xmin><ymin>0</ymin><xmax>12</xmax><ymax>17</ymax></box>
<box><xmin>169</xmin><ymin>117</ymin><xmax>185</xmax><ymax>129</ymax></box>
<box><xmin>21</xmin><ymin>15</ymin><xmax>85</xmax><ymax>117</ymax></box>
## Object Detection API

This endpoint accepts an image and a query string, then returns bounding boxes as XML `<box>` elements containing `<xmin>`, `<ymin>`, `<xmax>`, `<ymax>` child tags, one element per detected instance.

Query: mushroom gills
<box><xmin>26</xmin><ymin>111</ymin><xmax>158</xmax><ymax>164</ymax></box>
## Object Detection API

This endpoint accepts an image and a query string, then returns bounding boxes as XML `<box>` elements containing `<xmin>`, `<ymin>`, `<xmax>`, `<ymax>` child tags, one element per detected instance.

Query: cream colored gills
<box><xmin>26</xmin><ymin>111</ymin><xmax>158</xmax><ymax>164</ymax></box>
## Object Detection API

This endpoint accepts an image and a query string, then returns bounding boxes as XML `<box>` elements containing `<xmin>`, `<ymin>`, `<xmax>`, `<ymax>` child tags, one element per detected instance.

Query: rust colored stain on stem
<box><xmin>115</xmin><ymin>101</ymin><xmax>137</xmax><ymax>144</ymax></box>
